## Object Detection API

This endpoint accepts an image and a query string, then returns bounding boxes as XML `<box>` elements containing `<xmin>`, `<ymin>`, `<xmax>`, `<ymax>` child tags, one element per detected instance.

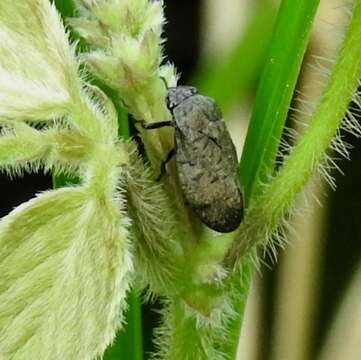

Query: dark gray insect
<box><xmin>143</xmin><ymin>86</ymin><xmax>243</xmax><ymax>233</ymax></box>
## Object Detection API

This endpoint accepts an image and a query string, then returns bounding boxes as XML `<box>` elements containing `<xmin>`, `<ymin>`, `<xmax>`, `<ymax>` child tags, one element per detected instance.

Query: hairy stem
<box><xmin>230</xmin><ymin>0</ymin><xmax>361</xmax><ymax>262</ymax></box>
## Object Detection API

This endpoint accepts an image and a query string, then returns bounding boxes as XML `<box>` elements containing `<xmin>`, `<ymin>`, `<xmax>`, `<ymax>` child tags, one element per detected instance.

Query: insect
<box><xmin>142</xmin><ymin>86</ymin><xmax>243</xmax><ymax>233</ymax></box>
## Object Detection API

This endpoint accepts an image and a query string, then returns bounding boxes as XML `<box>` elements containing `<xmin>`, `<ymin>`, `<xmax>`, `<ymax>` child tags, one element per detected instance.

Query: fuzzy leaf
<box><xmin>0</xmin><ymin>123</ymin><xmax>47</xmax><ymax>174</ymax></box>
<box><xmin>0</xmin><ymin>66</ymin><xmax>69</xmax><ymax>122</ymax></box>
<box><xmin>0</xmin><ymin>0</ymin><xmax>79</xmax><ymax>89</ymax></box>
<box><xmin>0</xmin><ymin>186</ymin><xmax>132</xmax><ymax>359</ymax></box>
<box><xmin>0</xmin><ymin>123</ymin><xmax>96</xmax><ymax>177</ymax></box>
<box><xmin>68</xmin><ymin>17</ymin><xmax>108</xmax><ymax>47</ymax></box>
<box><xmin>0</xmin><ymin>1</ymin><xmax>85</xmax><ymax>124</ymax></box>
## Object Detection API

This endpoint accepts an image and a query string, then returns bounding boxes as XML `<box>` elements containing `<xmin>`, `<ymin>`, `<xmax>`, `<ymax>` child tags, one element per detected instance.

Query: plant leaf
<box><xmin>0</xmin><ymin>186</ymin><xmax>132</xmax><ymax>359</ymax></box>
<box><xmin>0</xmin><ymin>123</ymin><xmax>46</xmax><ymax>174</ymax></box>
<box><xmin>0</xmin><ymin>1</ymin><xmax>78</xmax><ymax>121</ymax></box>
<box><xmin>239</xmin><ymin>0</ymin><xmax>321</xmax><ymax>204</ymax></box>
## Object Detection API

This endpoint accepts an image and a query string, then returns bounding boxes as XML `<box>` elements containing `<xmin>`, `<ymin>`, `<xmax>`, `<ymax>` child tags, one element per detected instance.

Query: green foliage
<box><xmin>0</xmin><ymin>186</ymin><xmax>132</xmax><ymax>358</ymax></box>
<box><xmin>0</xmin><ymin>1</ymin><xmax>133</xmax><ymax>358</ymax></box>
<box><xmin>0</xmin><ymin>0</ymin><xmax>360</xmax><ymax>359</ymax></box>
<box><xmin>228</xmin><ymin>0</ymin><xmax>361</xmax><ymax>263</ymax></box>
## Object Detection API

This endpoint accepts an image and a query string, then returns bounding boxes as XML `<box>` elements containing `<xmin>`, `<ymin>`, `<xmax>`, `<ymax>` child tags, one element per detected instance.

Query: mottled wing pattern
<box><xmin>173</xmin><ymin>95</ymin><xmax>243</xmax><ymax>232</ymax></box>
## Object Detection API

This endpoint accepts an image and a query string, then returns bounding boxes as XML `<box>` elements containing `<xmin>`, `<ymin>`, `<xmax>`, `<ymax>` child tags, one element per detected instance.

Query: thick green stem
<box><xmin>220</xmin><ymin>259</ymin><xmax>253</xmax><ymax>359</ymax></box>
<box><xmin>230</xmin><ymin>0</ymin><xmax>361</xmax><ymax>262</ymax></box>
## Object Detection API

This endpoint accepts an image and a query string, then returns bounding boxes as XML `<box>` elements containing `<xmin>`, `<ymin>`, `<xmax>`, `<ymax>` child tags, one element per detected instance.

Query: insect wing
<box><xmin>173</xmin><ymin>95</ymin><xmax>243</xmax><ymax>232</ymax></box>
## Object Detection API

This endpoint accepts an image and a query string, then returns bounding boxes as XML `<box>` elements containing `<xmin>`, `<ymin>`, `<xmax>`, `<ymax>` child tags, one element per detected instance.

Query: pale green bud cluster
<box><xmin>72</xmin><ymin>0</ymin><xmax>177</xmax><ymax>121</ymax></box>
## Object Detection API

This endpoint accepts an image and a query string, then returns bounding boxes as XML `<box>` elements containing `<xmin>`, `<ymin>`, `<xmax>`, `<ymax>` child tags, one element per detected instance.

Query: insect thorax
<box><xmin>171</xmin><ymin>94</ymin><xmax>223</xmax><ymax>130</ymax></box>
<box><xmin>166</xmin><ymin>86</ymin><xmax>198</xmax><ymax>110</ymax></box>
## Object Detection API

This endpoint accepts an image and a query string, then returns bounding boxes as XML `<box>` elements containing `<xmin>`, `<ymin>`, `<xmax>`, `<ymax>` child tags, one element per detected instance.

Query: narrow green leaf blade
<box><xmin>222</xmin><ymin>1</ymin><xmax>321</xmax><ymax>358</ymax></box>
<box><xmin>240</xmin><ymin>0</ymin><xmax>320</xmax><ymax>204</ymax></box>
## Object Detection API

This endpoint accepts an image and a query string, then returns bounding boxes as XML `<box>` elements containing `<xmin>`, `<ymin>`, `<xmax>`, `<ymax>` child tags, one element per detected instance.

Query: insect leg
<box><xmin>142</xmin><ymin>121</ymin><xmax>175</xmax><ymax>130</ymax></box>
<box><xmin>157</xmin><ymin>148</ymin><xmax>176</xmax><ymax>181</ymax></box>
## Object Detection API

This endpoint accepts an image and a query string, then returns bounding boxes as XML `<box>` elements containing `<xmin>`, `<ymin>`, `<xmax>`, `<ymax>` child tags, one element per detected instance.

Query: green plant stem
<box><xmin>231</xmin><ymin>0</ymin><xmax>361</xmax><ymax>261</ymax></box>
<box><xmin>103</xmin><ymin>106</ymin><xmax>143</xmax><ymax>360</ymax></box>
<box><xmin>117</xmin><ymin>104</ymin><xmax>130</xmax><ymax>139</ymax></box>
<box><xmin>221</xmin><ymin>258</ymin><xmax>253</xmax><ymax>359</ymax></box>
<box><xmin>54</xmin><ymin>0</ymin><xmax>75</xmax><ymax>17</ymax></box>
<box><xmin>104</xmin><ymin>292</ymin><xmax>143</xmax><ymax>360</ymax></box>
<box><xmin>240</xmin><ymin>0</ymin><xmax>320</xmax><ymax>205</ymax></box>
